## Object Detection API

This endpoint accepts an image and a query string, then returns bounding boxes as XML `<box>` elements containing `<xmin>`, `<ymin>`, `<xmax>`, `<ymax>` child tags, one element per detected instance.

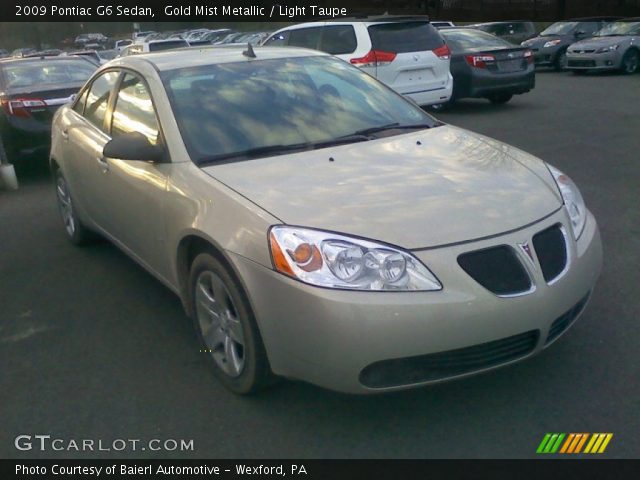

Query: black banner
<box><xmin>2</xmin><ymin>0</ymin><xmax>640</xmax><ymax>22</ymax></box>
<box><xmin>7</xmin><ymin>1</ymin><xmax>354</xmax><ymax>22</ymax></box>
<box><xmin>4</xmin><ymin>460</ymin><xmax>640</xmax><ymax>479</ymax></box>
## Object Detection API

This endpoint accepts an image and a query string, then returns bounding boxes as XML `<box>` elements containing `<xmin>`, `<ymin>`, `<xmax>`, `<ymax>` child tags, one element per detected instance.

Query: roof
<box><xmin>567</xmin><ymin>16</ymin><xmax>623</xmax><ymax>21</ymax></box>
<box><xmin>0</xmin><ymin>55</ymin><xmax>94</xmax><ymax>65</ymax></box>
<box><xmin>338</xmin><ymin>14</ymin><xmax>430</xmax><ymax>22</ymax></box>
<box><xmin>111</xmin><ymin>45</ymin><xmax>327</xmax><ymax>71</ymax></box>
<box><xmin>469</xmin><ymin>20</ymin><xmax>533</xmax><ymax>26</ymax></box>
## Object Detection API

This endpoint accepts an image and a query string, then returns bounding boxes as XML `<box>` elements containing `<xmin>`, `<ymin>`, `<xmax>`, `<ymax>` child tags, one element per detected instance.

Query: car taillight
<box><xmin>465</xmin><ymin>54</ymin><xmax>496</xmax><ymax>68</ymax></box>
<box><xmin>524</xmin><ymin>50</ymin><xmax>534</xmax><ymax>63</ymax></box>
<box><xmin>433</xmin><ymin>44</ymin><xmax>451</xmax><ymax>60</ymax></box>
<box><xmin>350</xmin><ymin>50</ymin><xmax>397</xmax><ymax>67</ymax></box>
<box><xmin>1</xmin><ymin>98</ymin><xmax>46</xmax><ymax>117</ymax></box>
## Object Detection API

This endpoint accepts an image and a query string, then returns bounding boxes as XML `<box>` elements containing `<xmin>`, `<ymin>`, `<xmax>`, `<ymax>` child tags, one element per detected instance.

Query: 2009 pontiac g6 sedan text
<box><xmin>50</xmin><ymin>45</ymin><xmax>602</xmax><ymax>394</ymax></box>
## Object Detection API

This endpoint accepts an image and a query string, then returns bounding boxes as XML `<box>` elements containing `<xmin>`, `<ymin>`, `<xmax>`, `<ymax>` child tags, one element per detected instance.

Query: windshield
<box><xmin>441</xmin><ymin>29</ymin><xmax>513</xmax><ymax>52</ymax></box>
<box><xmin>540</xmin><ymin>21</ymin><xmax>578</xmax><ymax>36</ymax></box>
<box><xmin>595</xmin><ymin>21</ymin><xmax>640</xmax><ymax>36</ymax></box>
<box><xmin>2</xmin><ymin>59</ymin><xmax>96</xmax><ymax>88</ymax></box>
<box><xmin>161</xmin><ymin>56</ymin><xmax>436</xmax><ymax>164</ymax></box>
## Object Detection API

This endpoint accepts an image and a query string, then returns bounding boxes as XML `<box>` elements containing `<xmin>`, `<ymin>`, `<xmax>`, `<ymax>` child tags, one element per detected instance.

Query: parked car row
<box><xmin>565</xmin><ymin>18</ymin><xmax>640</xmax><ymax>74</ymax></box>
<box><xmin>3</xmin><ymin>15</ymin><xmax>637</xmax><ymax>170</ymax></box>
<box><xmin>264</xmin><ymin>16</ymin><xmax>535</xmax><ymax>108</ymax></box>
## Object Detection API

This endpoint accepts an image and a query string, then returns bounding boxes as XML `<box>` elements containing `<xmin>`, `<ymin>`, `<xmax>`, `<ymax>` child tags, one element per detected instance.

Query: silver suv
<box><xmin>264</xmin><ymin>17</ymin><xmax>453</xmax><ymax>107</ymax></box>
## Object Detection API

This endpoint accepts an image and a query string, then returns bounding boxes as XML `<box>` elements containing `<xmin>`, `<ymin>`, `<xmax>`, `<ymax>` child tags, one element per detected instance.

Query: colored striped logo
<box><xmin>537</xmin><ymin>433</ymin><xmax>613</xmax><ymax>454</ymax></box>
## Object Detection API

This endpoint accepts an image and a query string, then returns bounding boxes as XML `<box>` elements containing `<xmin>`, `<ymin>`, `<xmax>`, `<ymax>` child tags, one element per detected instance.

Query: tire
<box><xmin>54</xmin><ymin>168</ymin><xmax>95</xmax><ymax>245</ymax></box>
<box><xmin>554</xmin><ymin>49</ymin><xmax>568</xmax><ymax>71</ymax></box>
<box><xmin>487</xmin><ymin>93</ymin><xmax>513</xmax><ymax>105</ymax></box>
<box><xmin>428</xmin><ymin>98</ymin><xmax>454</xmax><ymax>112</ymax></box>
<box><xmin>189</xmin><ymin>253</ymin><xmax>273</xmax><ymax>394</ymax></box>
<box><xmin>620</xmin><ymin>49</ymin><xmax>639</xmax><ymax>75</ymax></box>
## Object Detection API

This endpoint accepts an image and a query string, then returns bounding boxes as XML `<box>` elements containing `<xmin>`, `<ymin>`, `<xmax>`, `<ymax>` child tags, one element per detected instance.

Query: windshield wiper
<box><xmin>348</xmin><ymin>122</ymin><xmax>434</xmax><ymax>138</ymax></box>
<box><xmin>197</xmin><ymin>136</ymin><xmax>371</xmax><ymax>165</ymax></box>
<box><xmin>198</xmin><ymin>143</ymin><xmax>310</xmax><ymax>165</ymax></box>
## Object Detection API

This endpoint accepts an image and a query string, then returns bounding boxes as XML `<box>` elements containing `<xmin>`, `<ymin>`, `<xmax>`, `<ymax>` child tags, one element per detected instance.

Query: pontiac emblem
<box><xmin>518</xmin><ymin>241</ymin><xmax>536</xmax><ymax>266</ymax></box>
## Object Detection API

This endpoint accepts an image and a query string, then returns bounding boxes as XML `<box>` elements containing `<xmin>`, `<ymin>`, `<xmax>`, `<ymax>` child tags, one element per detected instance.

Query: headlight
<box><xmin>269</xmin><ymin>226</ymin><xmax>442</xmax><ymax>291</ymax></box>
<box><xmin>547</xmin><ymin>164</ymin><xmax>587</xmax><ymax>239</ymax></box>
<box><xmin>596</xmin><ymin>44</ymin><xmax>620</xmax><ymax>53</ymax></box>
<box><xmin>543</xmin><ymin>39</ymin><xmax>562</xmax><ymax>48</ymax></box>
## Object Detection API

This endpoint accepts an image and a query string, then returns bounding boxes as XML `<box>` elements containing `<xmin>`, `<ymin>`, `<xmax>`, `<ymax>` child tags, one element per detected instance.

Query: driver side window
<box><xmin>84</xmin><ymin>71</ymin><xmax>119</xmax><ymax>132</ymax></box>
<box><xmin>110</xmin><ymin>73</ymin><xmax>160</xmax><ymax>146</ymax></box>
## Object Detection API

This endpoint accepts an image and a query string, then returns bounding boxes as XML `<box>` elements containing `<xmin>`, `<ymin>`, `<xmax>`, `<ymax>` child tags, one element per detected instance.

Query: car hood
<box><xmin>570</xmin><ymin>36</ymin><xmax>626</xmax><ymax>49</ymax></box>
<box><xmin>202</xmin><ymin>125</ymin><xmax>562</xmax><ymax>250</ymax></box>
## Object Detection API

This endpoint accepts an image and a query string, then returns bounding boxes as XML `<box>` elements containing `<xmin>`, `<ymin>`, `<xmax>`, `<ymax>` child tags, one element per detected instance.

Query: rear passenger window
<box><xmin>84</xmin><ymin>71</ymin><xmax>119</xmax><ymax>131</ymax></box>
<box><xmin>288</xmin><ymin>27</ymin><xmax>322</xmax><ymax>50</ymax></box>
<box><xmin>368</xmin><ymin>22</ymin><xmax>444</xmax><ymax>53</ymax></box>
<box><xmin>321</xmin><ymin>25</ymin><xmax>357</xmax><ymax>55</ymax></box>
<box><xmin>264</xmin><ymin>31</ymin><xmax>290</xmax><ymax>46</ymax></box>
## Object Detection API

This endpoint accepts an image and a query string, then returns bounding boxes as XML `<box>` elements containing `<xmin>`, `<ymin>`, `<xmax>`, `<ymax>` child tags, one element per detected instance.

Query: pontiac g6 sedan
<box><xmin>50</xmin><ymin>46</ymin><xmax>602</xmax><ymax>394</ymax></box>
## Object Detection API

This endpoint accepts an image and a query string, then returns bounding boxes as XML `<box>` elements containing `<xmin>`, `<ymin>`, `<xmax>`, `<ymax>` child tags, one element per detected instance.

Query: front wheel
<box><xmin>554</xmin><ymin>50</ymin><xmax>568</xmax><ymax>71</ymax></box>
<box><xmin>428</xmin><ymin>98</ymin><xmax>454</xmax><ymax>112</ymax></box>
<box><xmin>487</xmin><ymin>93</ymin><xmax>513</xmax><ymax>105</ymax></box>
<box><xmin>620</xmin><ymin>50</ymin><xmax>639</xmax><ymax>74</ymax></box>
<box><xmin>189</xmin><ymin>253</ymin><xmax>273</xmax><ymax>394</ymax></box>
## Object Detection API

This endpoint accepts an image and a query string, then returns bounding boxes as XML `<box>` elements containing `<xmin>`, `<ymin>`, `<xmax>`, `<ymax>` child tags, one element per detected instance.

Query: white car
<box><xmin>115</xmin><ymin>39</ymin><xmax>133</xmax><ymax>53</ymax></box>
<box><xmin>264</xmin><ymin>16</ymin><xmax>453</xmax><ymax>107</ymax></box>
<box><xmin>132</xmin><ymin>31</ymin><xmax>156</xmax><ymax>42</ymax></box>
<box><xmin>121</xmin><ymin>39</ymin><xmax>190</xmax><ymax>56</ymax></box>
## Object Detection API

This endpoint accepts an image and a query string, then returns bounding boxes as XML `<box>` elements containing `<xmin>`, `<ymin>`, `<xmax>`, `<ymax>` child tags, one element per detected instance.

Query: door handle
<box><xmin>96</xmin><ymin>155</ymin><xmax>109</xmax><ymax>172</ymax></box>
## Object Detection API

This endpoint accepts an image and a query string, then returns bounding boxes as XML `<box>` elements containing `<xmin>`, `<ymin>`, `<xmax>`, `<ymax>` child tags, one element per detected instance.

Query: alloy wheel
<box><xmin>56</xmin><ymin>174</ymin><xmax>76</xmax><ymax>237</ymax></box>
<box><xmin>623</xmin><ymin>52</ymin><xmax>639</xmax><ymax>74</ymax></box>
<box><xmin>195</xmin><ymin>270</ymin><xmax>245</xmax><ymax>377</ymax></box>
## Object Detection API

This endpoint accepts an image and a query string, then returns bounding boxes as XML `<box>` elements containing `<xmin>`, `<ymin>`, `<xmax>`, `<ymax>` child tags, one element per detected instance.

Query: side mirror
<box><xmin>575</xmin><ymin>30</ymin><xmax>586</xmax><ymax>37</ymax></box>
<box><xmin>103</xmin><ymin>132</ymin><xmax>164</xmax><ymax>162</ymax></box>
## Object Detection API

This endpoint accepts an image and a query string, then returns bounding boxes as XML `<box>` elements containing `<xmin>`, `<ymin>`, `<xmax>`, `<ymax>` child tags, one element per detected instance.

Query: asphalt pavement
<box><xmin>1</xmin><ymin>70</ymin><xmax>639</xmax><ymax>459</ymax></box>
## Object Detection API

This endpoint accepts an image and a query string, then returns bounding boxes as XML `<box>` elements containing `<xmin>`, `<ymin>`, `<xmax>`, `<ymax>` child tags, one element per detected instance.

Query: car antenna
<box><xmin>242</xmin><ymin>43</ymin><xmax>256</xmax><ymax>59</ymax></box>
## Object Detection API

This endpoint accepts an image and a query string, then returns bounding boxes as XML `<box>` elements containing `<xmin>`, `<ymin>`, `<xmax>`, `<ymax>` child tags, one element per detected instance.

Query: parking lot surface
<box><xmin>1</xmin><ymin>71</ymin><xmax>638</xmax><ymax>458</ymax></box>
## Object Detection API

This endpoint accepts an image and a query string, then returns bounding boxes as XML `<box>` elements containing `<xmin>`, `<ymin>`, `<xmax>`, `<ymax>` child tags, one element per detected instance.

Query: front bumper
<box><xmin>532</xmin><ymin>46</ymin><xmax>561</xmax><ymax>66</ymax></box>
<box><xmin>230</xmin><ymin>208</ymin><xmax>602</xmax><ymax>394</ymax></box>
<box><xmin>566</xmin><ymin>50</ymin><xmax>622</xmax><ymax>70</ymax></box>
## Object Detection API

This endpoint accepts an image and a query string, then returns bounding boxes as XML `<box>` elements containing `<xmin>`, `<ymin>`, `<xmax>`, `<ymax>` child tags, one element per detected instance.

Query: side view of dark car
<box><xmin>521</xmin><ymin>17</ymin><xmax>620</xmax><ymax>70</ymax></box>
<box><xmin>468</xmin><ymin>21</ymin><xmax>537</xmax><ymax>45</ymax></box>
<box><xmin>436</xmin><ymin>28</ymin><xmax>535</xmax><ymax>107</ymax></box>
<box><xmin>0</xmin><ymin>56</ymin><xmax>97</xmax><ymax>166</ymax></box>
